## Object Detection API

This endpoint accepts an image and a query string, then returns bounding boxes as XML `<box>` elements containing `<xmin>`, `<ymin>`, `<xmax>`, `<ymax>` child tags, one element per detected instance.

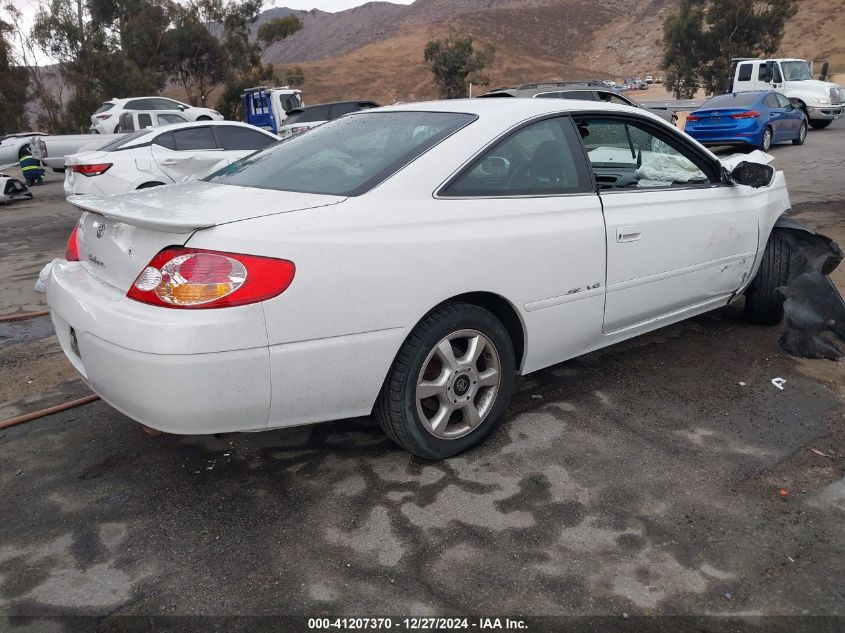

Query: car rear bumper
<box><xmin>46</xmin><ymin>260</ymin><xmax>272</xmax><ymax>434</ymax></box>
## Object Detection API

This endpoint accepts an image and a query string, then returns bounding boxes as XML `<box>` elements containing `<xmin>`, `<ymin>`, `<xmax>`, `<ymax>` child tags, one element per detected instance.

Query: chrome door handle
<box><xmin>617</xmin><ymin>226</ymin><xmax>641</xmax><ymax>243</ymax></box>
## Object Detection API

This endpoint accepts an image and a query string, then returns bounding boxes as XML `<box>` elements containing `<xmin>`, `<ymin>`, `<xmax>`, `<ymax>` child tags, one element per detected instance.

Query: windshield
<box><xmin>207</xmin><ymin>111</ymin><xmax>475</xmax><ymax>196</ymax></box>
<box><xmin>781</xmin><ymin>61</ymin><xmax>813</xmax><ymax>81</ymax></box>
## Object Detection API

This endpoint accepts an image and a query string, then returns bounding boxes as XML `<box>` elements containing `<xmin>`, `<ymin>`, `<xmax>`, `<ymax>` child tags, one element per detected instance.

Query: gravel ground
<box><xmin>1</xmin><ymin>120</ymin><xmax>844</xmax><ymax>628</ymax></box>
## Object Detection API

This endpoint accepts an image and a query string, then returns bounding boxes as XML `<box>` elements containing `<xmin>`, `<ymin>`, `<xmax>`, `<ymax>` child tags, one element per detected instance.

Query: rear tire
<box><xmin>759</xmin><ymin>126</ymin><xmax>773</xmax><ymax>151</ymax></box>
<box><xmin>792</xmin><ymin>121</ymin><xmax>807</xmax><ymax>145</ymax></box>
<box><xmin>375</xmin><ymin>302</ymin><xmax>515</xmax><ymax>459</ymax></box>
<box><xmin>136</xmin><ymin>181</ymin><xmax>165</xmax><ymax>189</ymax></box>
<box><xmin>744</xmin><ymin>231</ymin><xmax>790</xmax><ymax>325</ymax></box>
<box><xmin>197</xmin><ymin>116</ymin><xmax>212</xmax><ymax>121</ymax></box>
<box><xmin>809</xmin><ymin>119</ymin><xmax>832</xmax><ymax>130</ymax></box>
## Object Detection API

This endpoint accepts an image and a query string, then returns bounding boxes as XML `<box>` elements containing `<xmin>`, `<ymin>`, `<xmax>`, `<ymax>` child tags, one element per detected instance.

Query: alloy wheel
<box><xmin>415</xmin><ymin>329</ymin><xmax>501</xmax><ymax>440</ymax></box>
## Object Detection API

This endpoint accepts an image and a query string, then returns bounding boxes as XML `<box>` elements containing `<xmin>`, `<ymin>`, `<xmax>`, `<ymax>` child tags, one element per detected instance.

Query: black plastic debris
<box><xmin>0</xmin><ymin>174</ymin><xmax>33</xmax><ymax>204</ymax></box>
<box><xmin>773</xmin><ymin>217</ymin><xmax>845</xmax><ymax>359</ymax></box>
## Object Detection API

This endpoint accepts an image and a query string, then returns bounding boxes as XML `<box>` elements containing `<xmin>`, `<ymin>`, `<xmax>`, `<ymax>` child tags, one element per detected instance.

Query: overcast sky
<box><xmin>5</xmin><ymin>0</ymin><xmax>415</xmax><ymax>64</ymax></box>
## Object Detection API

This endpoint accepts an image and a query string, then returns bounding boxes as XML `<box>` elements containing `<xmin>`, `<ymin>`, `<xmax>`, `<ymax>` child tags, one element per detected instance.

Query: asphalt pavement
<box><xmin>1</xmin><ymin>120</ymin><xmax>844</xmax><ymax>627</ymax></box>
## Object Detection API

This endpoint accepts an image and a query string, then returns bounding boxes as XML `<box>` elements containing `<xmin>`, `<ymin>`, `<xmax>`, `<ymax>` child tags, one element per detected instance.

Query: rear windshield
<box><xmin>97</xmin><ymin>130</ymin><xmax>150</xmax><ymax>152</ymax></box>
<box><xmin>702</xmin><ymin>93</ymin><xmax>760</xmax><ymax>108</ymax></box>
<box><xmin>285</xmin><ymin>105</ymin><xmax>330</xmax><ymax>125</ymax></box>
<box><xmin>207</xmin><ymin>111</ymin><xmax>475</xmax><ymax>196</ymax></box>
<box><xmin>94</xmin><ymin>102</ymin><xmax>115</xmax><ymax>114</ymax></box>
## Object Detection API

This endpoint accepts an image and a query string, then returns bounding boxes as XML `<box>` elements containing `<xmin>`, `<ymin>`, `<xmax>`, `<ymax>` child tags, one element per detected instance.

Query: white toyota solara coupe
<box><xmin>48</xmin><ymin>99</ymin><xmax>790</xmax><ymax>459</ymax></box>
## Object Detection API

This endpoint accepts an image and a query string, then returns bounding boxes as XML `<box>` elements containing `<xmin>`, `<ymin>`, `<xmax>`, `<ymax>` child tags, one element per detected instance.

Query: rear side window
<box><xmin>126</xmin><ymin>98</ymin><xmax>154</xmax><ymax>110</ymax></box>
<box><xmin>217</xmin><ymin>126</ymin><xmax>276</xmax><ymax>151</ymax></box>
<box><xmin>737</xmin><ymin>64</ymin><xmax>753</xmax><ymax>82</ymax></box>
<box><xmin>171</xmin><ymin>127</ymin><xmax>217</xmax><ymax>150</ymax></box>
<box><xmin>441</xmin><ymin>117</ymin><xmax>592</xmax><ymax>197</ymax></box>
<box><xmin>150</xmin><ymin>98</ymin><xmax>182</xmax><ymax>110</ymax></box>
<box><xmin>208</xmin><ymin>111</ymin><xmax>475</xmax><ymax>196</ymax></box>
<box><xmin>154</xmin><ymin>132</ymin><xmax>175</xmax><ymax>150</ymax></box>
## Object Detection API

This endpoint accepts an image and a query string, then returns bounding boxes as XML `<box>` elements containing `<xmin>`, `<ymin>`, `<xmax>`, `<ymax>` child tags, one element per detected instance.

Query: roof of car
<box><xmin>119</xmin><ymin>120</ymin><xmax>277</xmax><ymax>149</ymax></box>
<box><xmin>380</xmin><ymin>98</ymin><xmax>642</xmax><ymax>119</ymax></box>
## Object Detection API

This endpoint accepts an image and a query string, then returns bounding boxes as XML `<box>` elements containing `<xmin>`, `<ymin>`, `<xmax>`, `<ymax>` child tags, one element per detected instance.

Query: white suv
<box><xmin>90</xmin><ymin>97</ymin><xmax>223</xmax><ymax>134</ymax></box>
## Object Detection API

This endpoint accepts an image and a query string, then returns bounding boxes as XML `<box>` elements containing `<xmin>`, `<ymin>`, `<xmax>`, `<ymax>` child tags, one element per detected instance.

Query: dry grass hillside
<box><xmin>176</xmin><ymin>0</ymin><xmax>845</xmax><ymax>107</ymax></box>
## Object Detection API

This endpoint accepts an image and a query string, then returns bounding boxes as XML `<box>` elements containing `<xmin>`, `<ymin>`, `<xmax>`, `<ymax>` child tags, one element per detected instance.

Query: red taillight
<box><xmin>72</xmin><ymin>163</ymin><xmax>113</xmax><ymax>177</ymax></box>
<box><xmin>127</xmin><ymin>247</ymin><xmax>295</xmax><ymax>309</ymax></box>
<box><xmin>66</xmin><ymin>225</ymin><xmax>80</xmax><ymax>261</ymax></box>
<box><xmin>95</xmin><ymin>114</ymin><xmax>112</xmax><ymax>120</ymax></box>
<box><xmin>730</xmin><ymin>111</ymin><xmax>760</xmax><ymax>119</ymax></box>
<box><xmin>685</xmin><ymin>115</ymin><xmax>702</xmax><ymax>122</ymax></box>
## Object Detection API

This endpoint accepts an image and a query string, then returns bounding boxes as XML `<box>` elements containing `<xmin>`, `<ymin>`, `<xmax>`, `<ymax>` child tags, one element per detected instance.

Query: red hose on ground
<box><xmin>0</xmin><ymin>310</ymin><xmax>50</xmax><ymax>322</ymax></box>
<box><xmin>0</xmin><ymin>394</ymin><xmax>100</xmax><ymax>430</ymax></box>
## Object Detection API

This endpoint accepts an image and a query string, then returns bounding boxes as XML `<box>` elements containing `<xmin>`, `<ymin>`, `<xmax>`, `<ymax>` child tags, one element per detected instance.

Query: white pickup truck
<box><xmin>731</xmin><ymin>57</ymin><xmax>844</xmax><ymax>129</ymax></box>
<box><xmin>30</xmin><ymin>111</ymin><xmax>191</xmax><ymax>171</ymax></box>
<box><xmin>31</xmin><ymin>133</ymin><xmax>123</xmax><ymax>172</ymax></box>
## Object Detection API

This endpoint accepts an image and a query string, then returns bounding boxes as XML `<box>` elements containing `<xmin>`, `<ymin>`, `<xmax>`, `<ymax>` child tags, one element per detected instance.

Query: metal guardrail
<box><xmin>639</xmin><ymin>99</ymin><xmax>705</xmax><ymax>111</ymax></box>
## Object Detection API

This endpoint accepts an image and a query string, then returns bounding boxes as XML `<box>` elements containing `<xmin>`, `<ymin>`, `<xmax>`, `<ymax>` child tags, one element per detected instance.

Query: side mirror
<box><xmin>178</xmin><ymin>105</ymin><xmax>187</xmax><ymax>111</ymax></box>
<box><xmin>725</xmin><ymin>161</ymin><xmax>775</xmax><ymax>188</ymax></box>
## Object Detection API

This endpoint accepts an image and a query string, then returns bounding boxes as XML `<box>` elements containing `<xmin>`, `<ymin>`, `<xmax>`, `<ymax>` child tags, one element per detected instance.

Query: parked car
<box><xmin>32</xmin><ymin>133</ymin><xmax>124</xmax><ymax>172</ymax></box>
<box><xmin>0</xmin><ymin>132</ymin><xmax>48</xmax><ymax>167</ymax></box>
<box><xmin>278</xmin><ymin>100</ymin><xmax>380</xmax><ymax>138</ymax></box>
<box><xmin>90</xmin><ymin>97</ymin><xmax>223</xmax><ymax>134</ymax></box>
<box><xmin>478</xmin><ymin>83</ymin><xmax>677</xmax><ymax>124</ymax></box>
<box><xmin>684</xmin><ymin>91</ymin><xmax>808</xmax><ymax>150</ymax></box>
<box><xmin>49</xmin><ymin>99</ymin><xmax>790</xmax><ymax>459</ymax></box>
<box><xmin>645</xmin><ymin>75</ymin><xmax>654</xmax><ymax>84</ymax></box>
<box><xmin>64</xmin><ymin>121</ymin><xmax>278</xmax><ymax>197</ymax></box>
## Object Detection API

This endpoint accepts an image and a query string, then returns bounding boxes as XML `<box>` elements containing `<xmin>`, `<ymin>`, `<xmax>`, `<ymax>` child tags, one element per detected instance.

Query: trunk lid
<box><xmin>71</xmin><ymin>180</ymin><xmax>345</xmax><ymax>291</ymax></box>
<box><xmin>689</xmin><ymin>107</ymin><xmax>754</xmax><ymax>129</ymax></box>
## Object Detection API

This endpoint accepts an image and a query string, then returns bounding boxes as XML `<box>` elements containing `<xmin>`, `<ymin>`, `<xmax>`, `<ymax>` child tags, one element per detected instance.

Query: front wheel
<box><xmin>809</xmin><ymin>119</ymin><xmax>832</xmax><ymax>130</ymax></box>
<box><xmin>375</xmin><ymin>302</ymin><xmax>515</xmax><ymax>459</ymax></box>
<box><xmin>760</xmin><ymin>126</ymin><xmax>773</xmax><ymax>151</ymax></box>
<box><xmin>792</xmin><ymin>121</ymin><xmax>808</xmax><ymax>145</ymax></box>
<box><xmin>744</xmin><ymin>231</ymin><xmax>790</xmax><ymax>325</ymax></box>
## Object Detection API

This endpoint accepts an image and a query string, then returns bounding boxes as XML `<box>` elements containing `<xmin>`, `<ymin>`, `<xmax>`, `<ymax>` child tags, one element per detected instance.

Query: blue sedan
<box><xmin>684</xmin><ymin>91</ymin><xmax>808</xmax><ymax>151</ymax></box>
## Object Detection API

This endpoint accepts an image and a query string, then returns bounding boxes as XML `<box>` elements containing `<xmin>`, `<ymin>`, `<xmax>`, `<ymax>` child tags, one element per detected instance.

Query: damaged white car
<box><xmin>48</xmin><ymin>99</ymin><xmax>790</xmax><ymax>459</ymax></box>
<box><xmin>64</xmin><ymin>121</ymin><xmax>278</xmax><ymax>197</ymax></box>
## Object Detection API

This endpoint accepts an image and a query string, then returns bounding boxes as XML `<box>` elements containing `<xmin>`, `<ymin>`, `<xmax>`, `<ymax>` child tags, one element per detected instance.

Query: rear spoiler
<box><xmin>70</xmin><ymin>194</ymin><xmax>217</xmax><ymax>234</ymax></box>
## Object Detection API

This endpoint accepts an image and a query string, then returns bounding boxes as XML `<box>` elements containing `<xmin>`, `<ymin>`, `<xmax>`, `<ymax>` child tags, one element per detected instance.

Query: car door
<box><xmin>149</xmin><ymin>126</ymin><xmax>230</xmax><ymax>183</ymax></box>
<box><xmin>763</xmin><ymin>93</ymin><xmax>787</xmax><ymax>141</ymax></box>
<box><xmin>437</xmin><ymin>116</ymin><xmax>607</xmax><ymax>370</ymax></box>
<box><xmin>774</xmin><ymin>93</ymin><xmax>800</xmax><ymax>135</ymax></box>
<box><xmin>573</xmin><ymin>113</ymin><xmax>760</xmax><ymax>333</ymax></box>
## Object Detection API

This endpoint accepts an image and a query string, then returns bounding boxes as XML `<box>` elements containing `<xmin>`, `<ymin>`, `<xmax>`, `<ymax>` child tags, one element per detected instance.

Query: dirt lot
<box><xmin>1</xmin><ymin>121</ymin><xmax>844</xmax><ymax>628</ymax></box>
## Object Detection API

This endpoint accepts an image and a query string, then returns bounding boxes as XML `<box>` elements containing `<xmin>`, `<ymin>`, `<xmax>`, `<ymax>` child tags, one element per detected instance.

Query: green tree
<box><xmin>0</xmin><ymin>11</ymin><xmax>29</xmax><ymax>134</ymax></box>
<box><xmin>662</xmin><ymin>0</ymin><xmax>798</xmax><ymax>98</ymax></box>
<box><xmin>258</xmin><ymin>15</ymin><xmax>302</xmax><ymax>49</ymax></box>
<box><xmin>424</xmin><ymin>34</ymin><xmax>494</xmax><ymax>99</ymax></box>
